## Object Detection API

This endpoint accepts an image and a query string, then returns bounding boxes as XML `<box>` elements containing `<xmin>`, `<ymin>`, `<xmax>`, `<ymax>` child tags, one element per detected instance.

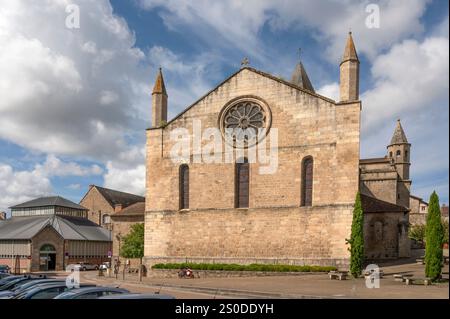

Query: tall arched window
<box><xmin>396</xmin><ymin>150</ymin><xmax>401</xmax><ymax>157</ymax></box>
<box><xmin>235</xmin><ymin>158</ymin><xmax>249</xmax><ymax>208</ymax></box>
<box><xmin>179</xmin><ymin>164</ymin><xmax>189</xmax><ymax>209</ymax></box>
<box><xmin>301</xmin><ymin>156</ymin><xmax>314</xmax><ymax>207</ymax></box>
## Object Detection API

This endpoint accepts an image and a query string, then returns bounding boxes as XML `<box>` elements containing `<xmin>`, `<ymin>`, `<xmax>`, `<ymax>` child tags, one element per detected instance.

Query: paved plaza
<box><xmin>75</xmin><ymin>261</ymin><xmax>449</xmax><ymax>299</ymax></box>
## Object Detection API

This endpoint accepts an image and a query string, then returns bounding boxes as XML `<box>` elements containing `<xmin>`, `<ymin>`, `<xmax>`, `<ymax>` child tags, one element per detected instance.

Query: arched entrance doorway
<box><xmin>39</xmin><ymin>244</ymin><xmax>57</xmax><ymax>271</ymax></box>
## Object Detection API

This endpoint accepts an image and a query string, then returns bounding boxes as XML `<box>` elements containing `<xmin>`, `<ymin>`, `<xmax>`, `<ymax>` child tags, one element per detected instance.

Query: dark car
<box><xmin>14</xmin><ymin>283</ymin><xmax>96</xmax><ymax>299</ymax></box>
<box><xmin>54</xmin><ymin>286</ymin><xmax>129</xmax><ymax>299</ymax></box>
<box><xmin>0</xmin><ymin>265</ymin><xmax>10</xmax><ymax>274</ymax></box>
<box><xmin>0</xmin><ymin>275</ymin><xmax>24</xmax><ymax>288</ymax></box>
<box><xmin>98</xmin><ymin>293</ymin><xmax>175</xmax><ymax>299</ymax></box>
<box><xmin>0</xmin><ymin>278</ymin><xmax>65</xmax><ymax>298</ymax></box>
<box><xmin>0</xmin><ymin>275</ymin><xmax>46</xmax><ymax>291</ymax></box>
<box><xmin>0</xmin><ymin>273</ymin><xmax>10</xmax><ymax>280</ymax></box>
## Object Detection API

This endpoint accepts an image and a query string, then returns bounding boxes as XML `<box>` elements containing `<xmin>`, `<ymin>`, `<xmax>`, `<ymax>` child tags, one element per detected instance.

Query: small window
<box><xmin>405</xmin><ymin>150</ymin><xmax>408</xmax><ymax>160</ymax></box>
<box><xmin>179</xmin><ymin>164</ymin><xmax>189</xmax><ymax>209</ymax></box>
<box><xmin>396</xmin><ymin>150</ymin><xmax>401</xmax><ymax>157</ymax></box>
<box><xmin>389</xmin><ymin>152</ymin><xmax>393</xmax><ymax>158</ymax></box>
<box><xmin>102</xmin><ymin>214</ymin><xmax>110</xmax><ymax>225</ymax></box>
<box><xmin>235</xmin><ymin>158</ymin><xmax>249</xmax><ymax>208</ymax></box>
<box><xmin>397</xmin><ymin>193</ymin><xmax>400</xmax><ymax>199</ymax></box>
<box><xmin>301</xmin><ymin>156</ymin><xmax>314</xmax><ymax>207</ymax></box>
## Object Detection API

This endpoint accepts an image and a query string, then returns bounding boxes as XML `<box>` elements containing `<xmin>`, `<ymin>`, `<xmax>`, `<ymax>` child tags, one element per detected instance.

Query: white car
<box><xmin>99</xmin><ymin>263</ymin><xmax>110</xmax><ymax>270</ymax></box>
<box><xmin>66</xmin><ymin>263</ymin><xmax>98</xmax><ymax>271</ymax></box>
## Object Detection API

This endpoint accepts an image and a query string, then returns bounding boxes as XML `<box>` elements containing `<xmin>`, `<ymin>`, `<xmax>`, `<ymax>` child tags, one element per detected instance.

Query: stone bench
<box><xmin>328</xmin><ymin>271</ymin><xmax>348</xmax><ymax>280</ymax></box>
<box><xmin>405</xmin><ymin>277</ymin><xmax>432</xmax><ymax>286</ymax></box>
<box><xmin>364</xmin><ymin>269</ymin><xmax>384</xmax><ymax>278</ymax></box>
<box><xmin>393</xmin><ymin>274</ymin><xmax>412</xmax><ymax>282</ymax></box>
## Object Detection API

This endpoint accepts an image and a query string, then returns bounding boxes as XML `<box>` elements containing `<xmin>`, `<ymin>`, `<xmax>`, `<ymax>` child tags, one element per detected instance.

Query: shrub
<box><xmin>151</xmin><ymin>262</ymin><xmax>337</xmax><ymax>272</ymax></box>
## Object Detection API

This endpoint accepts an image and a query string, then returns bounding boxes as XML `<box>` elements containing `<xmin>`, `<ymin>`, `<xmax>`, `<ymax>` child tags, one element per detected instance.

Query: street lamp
<box><xmin>115</xmin><ymin>233</ymin><xmax>121</xmax><ymax>279</ymax></box>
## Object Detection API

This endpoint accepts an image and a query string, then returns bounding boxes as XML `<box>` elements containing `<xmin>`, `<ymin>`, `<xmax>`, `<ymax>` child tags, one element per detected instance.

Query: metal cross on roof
<box><xmin>241</xmin><ymin>57</ymin><xmax>249</xmax><ymax>67</ymax></box>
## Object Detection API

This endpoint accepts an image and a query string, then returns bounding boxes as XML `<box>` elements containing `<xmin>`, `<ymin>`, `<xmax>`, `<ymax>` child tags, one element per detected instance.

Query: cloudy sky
<box><xmin>0</xmin><ymin>0</ymin><xmax>448</xmax><ymax>213</ymax></box>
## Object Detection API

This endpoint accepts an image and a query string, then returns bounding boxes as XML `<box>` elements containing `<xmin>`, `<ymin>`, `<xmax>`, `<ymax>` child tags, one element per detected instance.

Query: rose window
<box><xmin>219</xmin><ymin>97</ymin><xmax>271</xmax><ymax>147</ymax></box>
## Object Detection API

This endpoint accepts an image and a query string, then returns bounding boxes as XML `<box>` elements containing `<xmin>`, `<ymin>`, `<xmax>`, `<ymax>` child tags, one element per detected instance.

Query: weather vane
<box><xmin>241</xmin><ymin>57</ymin><xmax>249</xmax><ymax>68</ymax></box>
<box><xmin>298</xmin><ymin>48</ymin><xmax>302</xmax><ymax>62</ymax></box>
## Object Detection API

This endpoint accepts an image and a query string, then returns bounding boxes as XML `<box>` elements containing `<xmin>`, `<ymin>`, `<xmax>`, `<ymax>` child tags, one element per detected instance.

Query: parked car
<box><xmin>99</xmin><ymin>293</ymin><xmax>175</xmax><ymax>299</ymax></box>
<box><xmin>54</xmin><ymin>286</ymin><xmax>129</xmax><ymax>299</ymax></box>
<box><xmin>0</xmin><ymin>275</ymin><xmax>21</xmax><ymax>288</ymax></box>
<box><xmin>99</xmin><ymin>262</ymin><xmax>110</xmax><ymax>270</ymax></box>
<box><xmin>13</xmin><ymin>283</ymin><xmax>96</xmax><ymax>299</ymax></box>
<box><xmin>0</xmin><ymin>276</ymin><xmax>35</xmax><ymax>291</ymax></box>
<box><xmin>0</xmin><ymin>273</ymin><xmax>10</xmax><ymax>280</ymax></box>
<box><xmin>66</xmin><ymin>262</ymin><xmax>98</xmax><ymax>271</ymax></box>
<box><xmin>0</xmin><ymin>278</ymin><xmax>65</xmax><ymax>298</ymax></box>
<box><xmin>0</xmin><ymin>265</ymin><xmax>10</xmax><ymax>274</ymax></box>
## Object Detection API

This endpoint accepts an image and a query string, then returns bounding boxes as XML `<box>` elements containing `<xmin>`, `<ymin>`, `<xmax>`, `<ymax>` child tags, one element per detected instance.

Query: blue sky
<box><xmin>0</xmin><ymin>0</ymin><xmax>448</xmax><ymax>212</ymax></box>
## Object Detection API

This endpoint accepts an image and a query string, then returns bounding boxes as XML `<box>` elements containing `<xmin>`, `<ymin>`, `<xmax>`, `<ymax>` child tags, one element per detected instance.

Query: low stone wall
<box><xmin>146</xmin><ymin>269</ymin><xmax>328</xmax><ymax>279</ymax></box>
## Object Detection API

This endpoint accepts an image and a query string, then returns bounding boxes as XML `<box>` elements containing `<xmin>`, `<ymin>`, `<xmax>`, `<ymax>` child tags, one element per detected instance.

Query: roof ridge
<box><xmin>93</xmin><ymin>185</ymin><xmax>145</xmax><ymax>198</ymax></box>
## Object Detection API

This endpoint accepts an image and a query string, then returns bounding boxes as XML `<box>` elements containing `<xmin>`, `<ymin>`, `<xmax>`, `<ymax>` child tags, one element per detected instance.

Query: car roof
<box><xmin>98</xmin><ymin>293</ymin><xmax>175</xmax><ymax>299</ymax></box>
<box><xmin>12</xmin><ymin>278</ymin><xmax>63</xmax><ymax>290</ymax></box>
<box><xmin>56</xmin><ymin>286</ymin><xmax>128</xmax><ymax>297</ymax></box>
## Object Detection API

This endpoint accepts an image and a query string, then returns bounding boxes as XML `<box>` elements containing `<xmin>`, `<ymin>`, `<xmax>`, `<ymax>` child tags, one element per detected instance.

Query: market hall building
<box><xmin>0</xmin><ymin>196</ymin><xmax>111</xmax><ymax>273</ymax></box>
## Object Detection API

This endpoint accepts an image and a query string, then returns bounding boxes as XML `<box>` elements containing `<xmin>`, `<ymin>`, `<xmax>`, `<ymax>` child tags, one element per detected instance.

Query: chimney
<box><xmin>114</xmin><ymin>204</ymin><xmax>123</xmax><ymax>213</ymax></box>
<box><xmin>0</xmin><ymin>212</ymin><xmax>6</xmax><ymax>220</ymax></box>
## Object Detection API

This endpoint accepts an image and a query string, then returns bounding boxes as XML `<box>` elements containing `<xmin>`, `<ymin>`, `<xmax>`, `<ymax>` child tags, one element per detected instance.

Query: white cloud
<box><xmin>103</xmin><ymin>163</ymin><xmax>145</xmax><ymax>196</ymax></box>
<box><xmin>139</xmin><ymin>0</ymin><xmax>430</xmax><ymax>62</ymax></box>
<box><xmin>317</xmin><ymin>82</ymin><xmax>339</xmax><ymax>101</ymax></box>
<box><xmin>35</xmin><ymin>154</ymin><xmax>103</xmax><ymax>177</ymax></box>
<box><xmin>0</xmin><ymin>0</ymin><xmax>151</xmax><ymax>160</ymax></box>
<box><xmin>361</xmin><ymin>36</ymin><xmax>449</xmax><ymax>135</ymax></box>
<box><xmin>0</xmin><ymin>155</ymin><xmax>105</xmax><ymax>211</ymax></box>
<box><xmin>0</xmin><ymin>163</ymin><xmax>52</xmax><ymax>212</ymax></box>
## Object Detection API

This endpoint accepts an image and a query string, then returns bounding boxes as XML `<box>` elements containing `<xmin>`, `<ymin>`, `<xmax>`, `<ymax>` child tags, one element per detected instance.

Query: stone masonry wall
<box><xmin>145</xmin><ymin>68</ymin><xmax>360</xmax><ymax>269</ymax></box>
<box><xmin>80</xmin><ymin>186</ymin><xmax>114</xmax><ymax>227</ymax></box>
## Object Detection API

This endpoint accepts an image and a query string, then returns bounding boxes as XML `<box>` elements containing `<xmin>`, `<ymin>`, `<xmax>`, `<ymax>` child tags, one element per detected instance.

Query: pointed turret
<box><xmin>387</xmin><ymin>119</ymin><xmax>411</xmax><ymax>181</ymax></box>
<box><xmin>389</xmin><ymin>119</ymin><xmax>408</xmax><ymax>145</ymax></box>
<box><xmin>151</xmin><ymin>67</ymin><xmax>168</xmax><ymax>127</ymax></box>
<box><xmin>339</xmin><ymin>32</ymin><xmax>360</xmax><ymax>102</ymax></box>
<box><xmin>152</xmin><ymin>67</ymin><xmax>167</xmax><ymax>96</ymax></box>
<box><xmin>341</xmin><ymin>32</ymin><xmax>359</xmax><ymax>63</ymax></box>
<box><xmin>291</xmin><ymin>59</ymin><xmax>315</xmax><ymax>93</ymax></box>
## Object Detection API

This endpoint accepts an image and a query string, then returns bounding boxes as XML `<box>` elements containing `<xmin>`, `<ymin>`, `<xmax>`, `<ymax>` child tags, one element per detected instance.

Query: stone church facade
<box><xmin>144</xmin><ymin>33</ymin><xmax>412</xmax><ymax>269</ymax></box>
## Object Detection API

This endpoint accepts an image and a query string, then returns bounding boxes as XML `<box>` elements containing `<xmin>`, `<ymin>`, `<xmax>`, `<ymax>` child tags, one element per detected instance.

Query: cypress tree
<box><xmin>425</xmin><ymin>191</ymin><xmax>444</xmax><ymax>280</ymax></box>
<box><xmin>347</xmin><ymin>192</ymin><xmax>365</xmax><ymax>278</ymax></box>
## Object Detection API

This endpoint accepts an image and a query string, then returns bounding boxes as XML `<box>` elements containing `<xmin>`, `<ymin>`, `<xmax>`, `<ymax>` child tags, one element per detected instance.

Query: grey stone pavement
<box><xmin>75</xmin><ymin>262</ymin><xmax>449</xmax><ymax>299</ymax></box>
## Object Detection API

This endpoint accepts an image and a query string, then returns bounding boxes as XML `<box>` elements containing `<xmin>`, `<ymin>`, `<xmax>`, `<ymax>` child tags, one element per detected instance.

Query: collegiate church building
<box><xmin>144</xmin><ymin>33</ymin><xmax>412</xmax><ymax>269</ymax></box>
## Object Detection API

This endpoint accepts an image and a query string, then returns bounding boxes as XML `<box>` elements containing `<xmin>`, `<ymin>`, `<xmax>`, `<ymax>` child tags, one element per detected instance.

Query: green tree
<box><xmin>442</xmin><ymin>220</ymin><xmax>449</xmax><ymax>245</ymax></box>
<box><xmin>346</xmin><ymin>192</ymin><xmax>365</xmax><ymax>278</ymax></box>
<box><xmin>120</xmin><ymin>223</ymin><xmax>145</xmax><ymax>280</ymax></box>
<box><xmin>409</xmin><ymin>224</ymin><xmax>426</xmax><ymax>243</ymax></box>
<box><xmin>425</xmin><ymin>192</ymin><xmax>444</xmax><ymax>280</ymax></box>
